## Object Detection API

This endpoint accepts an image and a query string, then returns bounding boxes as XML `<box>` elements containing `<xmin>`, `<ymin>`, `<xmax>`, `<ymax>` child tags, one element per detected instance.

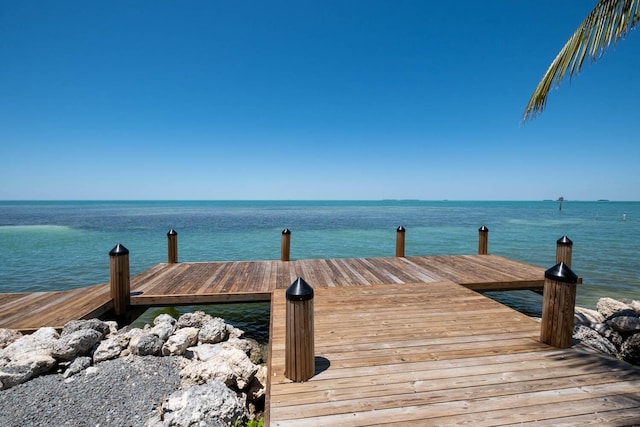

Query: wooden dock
<box><xmin>0</xmin><ymin>254</ymin><xmax>544</xmax><ymax>331</ymax></box>
<box><xmin>2</xmin><ymin>253</ymin><xmax>640</xmax><ymax>425</ymax></box>
<box><xmin>267</xmin><ymin>282</ymin><xmax>640</xmax><ymax>425</ymax></box>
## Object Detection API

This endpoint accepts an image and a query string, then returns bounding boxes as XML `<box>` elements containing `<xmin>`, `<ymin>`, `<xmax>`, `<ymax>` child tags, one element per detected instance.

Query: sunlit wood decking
<box><xmin>266</xmin><ymin>282</ymin><xmax>640</xmax><ymax>426</ymax></box>
<box><xmin>0</xmin><ymin>254</ymin><xmax>545</xmax><ymax>331</ymax></box>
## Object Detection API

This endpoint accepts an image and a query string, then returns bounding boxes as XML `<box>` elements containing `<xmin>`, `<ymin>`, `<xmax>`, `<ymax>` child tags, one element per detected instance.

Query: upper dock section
<box><xmin>0</xmin><ymin>254</ymin><xmax>544</xmax><ymax>332</ymax></box>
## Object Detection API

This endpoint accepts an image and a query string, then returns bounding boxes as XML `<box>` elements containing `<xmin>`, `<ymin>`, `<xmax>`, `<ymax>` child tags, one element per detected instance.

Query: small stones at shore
<box><xmin>0</xmin><ymin>311</ymin><xmax>268</xmax><ymax>426</ymax></box>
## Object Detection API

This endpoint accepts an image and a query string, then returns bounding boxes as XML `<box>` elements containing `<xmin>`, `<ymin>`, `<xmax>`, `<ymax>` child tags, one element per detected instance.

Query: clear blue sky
<box><xmin>1</xmin><ymin>1</ymin><xmax>639</xmax><ymax>201</ymax></box>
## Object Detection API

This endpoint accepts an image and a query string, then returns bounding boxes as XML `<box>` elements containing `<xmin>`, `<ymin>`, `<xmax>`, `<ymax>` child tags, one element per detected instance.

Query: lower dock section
<box><xmin>266</xmin><ymin>282</ymin><xmax>640</xmax><ymax>426</ymax></box>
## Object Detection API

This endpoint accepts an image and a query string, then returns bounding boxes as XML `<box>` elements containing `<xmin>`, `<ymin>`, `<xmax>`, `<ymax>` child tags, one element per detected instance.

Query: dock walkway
<box><xmin>0</xmin><ymin>254</ymin><xmax>544</xmax><ymax>331</ymax></box>
<box><xmin>267</xmin><ymin>282</ymin><xmax>640</xmax><ymax>425</ymax></box>
<box><xmin>2</xmin><ymin>254</ymin><xmax>640</xmax><ymax>424</ymax></box>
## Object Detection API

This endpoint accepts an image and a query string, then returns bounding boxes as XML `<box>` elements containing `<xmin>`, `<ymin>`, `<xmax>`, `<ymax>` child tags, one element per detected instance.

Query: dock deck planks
<box><xmin>0</xmin><ymin>254</ymin><xmax>545</xmax><ymax>332</ymax></box>
<box><xmin>266</xmin><ymin>282</ymin><xmax>640</xmax><ymax>426</ymax></box>
<box><xmin>0</xmin><ymin>283</ymin><xmax>112</xmax><ymax>332</ymax></box>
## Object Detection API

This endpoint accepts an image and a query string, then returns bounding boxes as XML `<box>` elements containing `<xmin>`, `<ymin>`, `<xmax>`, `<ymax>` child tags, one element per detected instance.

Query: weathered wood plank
<box><xmin>267</xmin><ymin>282</ymin><xmax>640</xmax><ymax>426</ymax></box>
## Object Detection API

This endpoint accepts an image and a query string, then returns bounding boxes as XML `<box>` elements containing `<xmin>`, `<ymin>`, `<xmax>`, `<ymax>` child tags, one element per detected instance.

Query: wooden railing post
<box><xmin>556</xmin><ymin>236</ymin><xmax>573</xmax><ymax>267</ymax></box>
<box><xmin>109</xmin><ymin>243</ymin><xmax>130</xmax><ymax>317</ymax></box>
<box><xmin>167</xmin><ymin>229</ymin><xmax>178</xmax><ymax>264</ymax></box>
<box><xmin>285</xmin><ymin>277</ymin><xmax>315</xmax><ymax>382</ymax></box>
<box><xmin>396</xmin><ymin>225</ymin><xmax>406</xmax><ymax>257</ymax></box>
<box><xmin>540</xmin><ymin>262</ymin><xmax>578</xmax><ymax>348</ymax></box>
<box><xmin>478</xmin><ymin>225</ymin><xmax>489</xmax><ymax>255</ymax></box>
<box><xmin>281</xmin><ymin>228</ymin><xmax>291</xmax><ymax>262</ymax></box>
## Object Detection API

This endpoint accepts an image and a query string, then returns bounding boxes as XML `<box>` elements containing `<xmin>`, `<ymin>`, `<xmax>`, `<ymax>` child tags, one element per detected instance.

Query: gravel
<box><xmin>0</xmin><ymin>355</ymin><xmax>182</xmax><ymax>427</ymax></box>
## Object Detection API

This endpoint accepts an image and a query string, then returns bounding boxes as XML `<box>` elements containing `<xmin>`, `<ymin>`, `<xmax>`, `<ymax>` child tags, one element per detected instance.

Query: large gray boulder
<box><xmin>0</xmin><ymin>352</ymin><xmax>57</xmax><ymax>390</ymax></box>
<box><xmin>606</xmin><ymin>316</ymin><xmax>640</xmax><ymax>334</ymax></box>
<box><xmin>149</xmin><ymin>322</ymin><xmax>176</xmax><ymax>342</ymax></box>
<box><xmin>180</xmin><ymin>346</ymin><xmax>258</xmax><ymax>390</ymax></box>
<box><xmin>176</xmin><ymin>311</ymin><xmax>213</xmax><ymax>329</ymax></box>
<box><xmin>130</xmin><ymin>334</ymin><xmax>164</xmax><ymax>356</ymax></box>
<box><xmin>0</xmin><ymin>329</ymin><xmax>22</xmax><ymax>350</ymax></box>
<box><xmin>574</xmin><ymin>306</ymin><xmax>604</xmax><ymax>326</ymax></box>
<box><xmin>198</xmin><ymin>318</ymin><xmax>229</xmax><ymax>344</ymax></box>
<box><xmin>149</xmin><ymin>314</ymin><xmax>178</xmax><ymax>342</ymax></box>
<box><xmin>61</xmin><ymin>319</ymin><xmax>110</xmax><ymax>339</ymax></box>
<box><xmin>591</xmin><ymin>322</ymin><xmax>624</xmax><ymax>349</ymax></box>
<box><xmin>154</xmin><ymin>313</ymin><xmax>177</xmax><ymax>326</ymax></box>
<box><xmin>0</xmin><ymin>327</ymin><xmax>60</xmax><ymax>390</ymax></box>
<box><xmin>0</xmin><ymin>327</ymin><xmax>59</xmax><ymax>362</ymax></box>
<box><xmin>626</xmin><ymin>299</ymin><xmax>640</xmax><ymax>315</ymax></box>
<box><xmin>93</xmin><ymin>333</ymin><xmax>130</xmax><ymax>363</ymax></box>
<box><xmin>52</xmin><ymin>329</ymin><xmax>102</xmax><ymax>361</ymax></box>
<box><xmin>225</xmin><ymin>337</ymin><xmax>267</xmax><ymax>365</ymax></box>
<box><xmin>573</xmin><ymin>325</ymin><xmax>618</xmax><ymax>356</ymax></box>
<box><xmin>150</xmin><ymin>381</ymin><xmax>247</xmax><ymax>427</ymax></box>
<box><xmin>620</xmin><ymin>333</ymin><xmax>640</xmax><ymax>365</ymax></box>
<box><xmin>162</xmin><ymin>328</ymin><xmax>199</xmax><ymax>356</ymax></box>
<box><xmin>597</xmin><ymin>297</ymin><xmax>637</xmax><ymax>320</ymax></box>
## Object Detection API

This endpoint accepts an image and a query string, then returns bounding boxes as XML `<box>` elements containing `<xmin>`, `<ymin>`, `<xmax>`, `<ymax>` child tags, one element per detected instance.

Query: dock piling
<box><xmin>167</xmin><ymin>229</ymin><xmax>178</xmax><ymax>264</ymax></box>
<box><xmin>109</xmin><ymin>243</ymin><xmax>130</xmax><ymax>317</ymax></box>
<box><xmin>556</xmin><ymin>236</ymin><xmax>573</xmax><ymax>267</ymax></box>
<box><xmin>540</xmin><ymin>262</ymin><xmax>578</xmax><ymax>348</ymax></box>
<box><xmin>281</xmin><ymin>228</ymin><xmax>291</xmax><ymax>262</ymax></box>
<box><xmin>285</xmin><ymin>277</ymin><xmax>315</xmax><ymax>382</ymax></box>
<box><xmin>478</xmin><ymin>225</ymin><xmax>489</xmax><ymax>255</ymax></box>
<box><xmin>396</xmin><ymin>226</ymin><xmax>406</xmax><ymax>257</ymax></box>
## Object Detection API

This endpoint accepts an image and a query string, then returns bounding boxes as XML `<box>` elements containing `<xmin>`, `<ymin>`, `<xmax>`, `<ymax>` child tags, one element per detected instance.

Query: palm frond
<box><xmin>523</xmin><ymin>0</ymin><xmax>640</xmax><ymax>122</ymax></box>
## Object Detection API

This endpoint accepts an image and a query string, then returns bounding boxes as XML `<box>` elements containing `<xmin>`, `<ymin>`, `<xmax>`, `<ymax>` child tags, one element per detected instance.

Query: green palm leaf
<box><xmin>523</xmin><ymin>0</ymin><xmax>640</xmax><ymax>122</ymax></box>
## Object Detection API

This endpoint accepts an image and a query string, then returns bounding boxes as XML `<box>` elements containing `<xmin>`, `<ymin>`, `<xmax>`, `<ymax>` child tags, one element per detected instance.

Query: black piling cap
<box><xmin>282</xmin><ymin>228</ymin><xmax>291</xmax><ymax>235</ymax></box>
<box><xmin>545</xmin><ymin>262</ymin><xmax>578</xmax><ymax>284</ymax></box>
<box><xmin>397</xmin><ymin>225</ymin><xmax>405</xmax><ymax>232</ymax></box>
<box><xmin>109</xmin><ymin>243</ymin><xmax>129</xmax><ymax>256</ymax></box>
<box><xmin>286</xmin><ymin>277</ymin><xmax>314</xmax><ymax>301</ymax></box>
<box><xmin>479</xmin><ymin>225</ymin><xmax>489</xmax><ymax>232</ymax></box>
<box><xmin>167</xmin><ymin>229</ymin><xmax>178</xmax><ymax>236</ymax></box>
<box><xmin>556</xmin><ymin>236</ymin><xmax>573</xmax><ymax>246</ymax></box>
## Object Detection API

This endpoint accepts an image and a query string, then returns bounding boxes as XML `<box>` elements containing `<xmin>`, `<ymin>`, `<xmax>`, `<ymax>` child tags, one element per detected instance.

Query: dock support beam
<box><xmin>396</xmin><ymin>225</ymin><xmax>405</xmax><ymax>257</ymax></box>
<box><xmin>167</xmin><ymin>229</ymin><xmax>178</xmax><ymax>264</ymax></box>
<box><xmin>285</xmin><ymin>277</ymin><xmax>315</xmax><ymax>382</ymax></box>
<box><xmin>556</xmin><ymin>236</ymin><xmax>573</xmax><ymax>267</ymax></box>
<box><xmin>478</xmin><ymin>225</ymin><xmax>489</xmax><ymax>255</ymax></box>
<box><xmin>109</xmin><ymin>243</ymin><xmax>130</xmax><ymax>318</ymax></box>
<box><xmin>540</xmin><ymin>262</ymin><xmax>578</xmax><ymax>348</ymax></box>
<box><xmin>281</xmin><ymin>228</ymin><xmax>291</xmax><ymax>262</ymax></box>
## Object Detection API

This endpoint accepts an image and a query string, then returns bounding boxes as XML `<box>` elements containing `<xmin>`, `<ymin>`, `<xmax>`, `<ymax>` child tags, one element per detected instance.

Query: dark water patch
<box><xmin>484</xmin><ymin>290</ymin><xmax>544</xmax><ymax>318</ymax></box>
<box><xmin>130</xmin><ymin>302</ymin><xmax>271</xmax><ymax>344</ymax></box>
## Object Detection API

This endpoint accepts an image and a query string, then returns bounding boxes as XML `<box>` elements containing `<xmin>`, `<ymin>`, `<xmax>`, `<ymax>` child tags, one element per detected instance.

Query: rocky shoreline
<box><xmin>0</xmin><ymin>311</ymin><xmax>267</xmax><ymax>426</ymax></box>
<box><xmin>2</xmin><ymin>296</ymin><xmax>640</xmax><ymax>426</ymax></box>
<box><xmin>572</xmin><ymin>297</ymin><xmax>640</xmax><ymax>364</ymax></box>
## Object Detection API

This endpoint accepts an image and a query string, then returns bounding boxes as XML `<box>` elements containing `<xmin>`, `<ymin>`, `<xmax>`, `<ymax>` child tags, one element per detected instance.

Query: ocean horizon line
<box><xmin>1</xmin><ymin>199</ymin><xmax>637</xmax><ymax>203</ymax></box>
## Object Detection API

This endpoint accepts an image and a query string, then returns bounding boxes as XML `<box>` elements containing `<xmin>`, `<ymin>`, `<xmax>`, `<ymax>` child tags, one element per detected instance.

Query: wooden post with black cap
<box><xmin>167</xmin><ymin>229</ymin><xmax>178</xmax><ymax>264</ymax></box>
<box><xmin>478</xmin><ymin>225</ymin><xmax>489</xmax><ymax>255</ymax></box>
<box><xmin>556</xmin><ymin>235</ymin><xmax>573</xmax><ymax>267</ymax></box>
<box><xmin>109</xmin><ymin>243</ymin><xmax>130</xmax><ymax>318</ymax></box>
<box><xmin>285</xmin><ymin>277</ymin><xmax>315</xmax><ymax>382</ymax></box>
<box><xmin>281</xmin><ymin>228</ymin><xmax>291</xmax><ymax>262</ymax></box>
<box><xmin>540</xmin><ymin>262</ymin><xmax>579</xmax><ymax>348</ymax></box>
<box><xmin>396</xmin><ymin>225</ymin><xmax>406</xmax><ymax>257</ymax></box>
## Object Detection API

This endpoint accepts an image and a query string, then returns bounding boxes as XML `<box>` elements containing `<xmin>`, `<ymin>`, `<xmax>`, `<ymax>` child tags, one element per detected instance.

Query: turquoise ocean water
<box><xmin>1</xmin><ymin>200</ymin><xmax>639</xmax><ymax>341</ymax></box>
